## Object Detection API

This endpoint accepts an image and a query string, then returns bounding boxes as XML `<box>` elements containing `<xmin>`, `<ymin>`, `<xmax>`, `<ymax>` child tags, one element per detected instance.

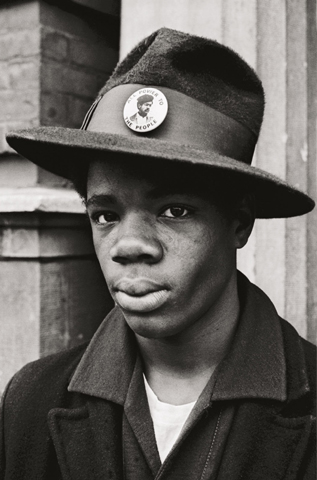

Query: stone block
<box><xmin>0</xmin><ymin>6</ymin><xmax>10</xmax><ymax>33</ymax></box>
<box><xmin>0</xmin><ymin>188</ymin><xmax>84</xmax><ymax>214</ymax></box>
<box><xmin>0</xmin><ymin>61</ymin><xmax>10</xmax><ymax>90</ymax></box>
<box><xmin>65</xmin><ymin>65</ymin><xmax>106</xmax><ymax>98</ymax></box>
<box><xmin>69</xmin><ymin>37</ymin><xmax>118</xmax><ymax>72</ymax></box>
<box><xmin>0</xmin><ymin>223</ymin><xmax>94</xmax><ymax>259</ymax></box>
<box><xmin>37</xmin><ymin>166</ymin><xmax>72</xmax><ymax>188</ymax></box>
<box><xmin>0</xmin><ymin>260</ymin><xmax>40</xmax><ymax>393</ymax></box>
<box><xmin>40</xmin><ymin>1</ymin><xmax>92</xmax><ymax>39</ymax></box>
<box><xmin>0</xmin><ymin>90</ymin><xmax>39</xmax><ymax>121</ymax></box>
<box><xmin>0</xmin><ymin>1</ymin><xmax>40</xmax><ymax>33</ymax></box>
<box><xmin>0</xmin><ymin>156</ymin><xmax>38</xmax><ymax>188</ymax></box>
<box><xmin>69</xmin><ymin>65</ymin><xmax>105</xmax><ymax>99</ymax></box>
<box><xmin>9</xmin><ymin>60</ymin><xmax>39</xmax><ymax>90</ymax></box>
<box><xmin>40</xmin><ymin>91</ymin><xmax>69</xmax><ymax>126</ymax></box>
<box><xmin>41</xmin><ymin>26</ymin><xmax>69</xmax><ymax>62</ymax></box>
<box><xmin>0</xmin><ymin>29</ymin><xmax>41</xmax><ymax>61</ymax></box>
<box><xmin>40</xmin><ymin>1</ymin><xmax>118</xmax><ymax>43</ymax></box>
<box><xmin>0</xmin><ymin>212</ymin><xmax>87</xmax><ymax>229</ymax></box>
<box><xmin>73</xmin><ymin>0</ymin><xmax>120</xmax><ymax>16</ymax></box>
<box><xmin>40</xmin><ymin>228</ymin><xmax>94</xmax><ymax>257</ymax></box>
<box><xmin>40</xmin><ymin>60</ymin><xmax>62</xmax><ymax>92</ymax></box>
<box><xmin>1</xmin><ymin>227</ymin><xmax>39</xmax><ymax>258</ymax></box>
<box><xmin>41</xmin><ymin>60</ymin><xmax>106</xmax><ymax>98</ymax></box>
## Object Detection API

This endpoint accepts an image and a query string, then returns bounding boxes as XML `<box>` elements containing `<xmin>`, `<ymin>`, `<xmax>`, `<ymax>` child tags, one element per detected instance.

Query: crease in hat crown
<box><xmin>5</xmin><ymin>27</ymin><xmax>315</xmax><ymax>218</ymax></box>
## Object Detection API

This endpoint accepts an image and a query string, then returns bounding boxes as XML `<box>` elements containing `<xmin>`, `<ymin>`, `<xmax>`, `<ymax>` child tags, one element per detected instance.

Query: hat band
<box><xmin>84</xmin><ymin>84</ymin><xmax>257</xmax><ymax>165</ymax></box>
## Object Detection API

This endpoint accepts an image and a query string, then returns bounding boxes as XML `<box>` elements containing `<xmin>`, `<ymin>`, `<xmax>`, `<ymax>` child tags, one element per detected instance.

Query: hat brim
<box><xmin>6</xmin><ymin>127</ymin><xmax>315</xmax><ymax>219</ymax></box>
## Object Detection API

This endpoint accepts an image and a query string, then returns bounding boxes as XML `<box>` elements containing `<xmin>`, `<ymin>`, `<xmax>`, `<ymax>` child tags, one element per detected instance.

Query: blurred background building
<box><xmin>0</xmin><ymin>0</ymin><xmax>316</xmax><ymax>392</ymax></box>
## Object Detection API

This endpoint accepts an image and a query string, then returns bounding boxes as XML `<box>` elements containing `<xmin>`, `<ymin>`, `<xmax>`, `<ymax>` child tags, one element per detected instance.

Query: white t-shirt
<box><xmin>143</xmin><ymin>375</ymin><xmax>196</xmax><ymax>463</ymax></box>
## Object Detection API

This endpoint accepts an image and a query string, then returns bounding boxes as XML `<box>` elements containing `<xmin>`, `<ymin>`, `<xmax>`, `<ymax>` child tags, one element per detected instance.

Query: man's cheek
<box><xmin>159</xmin><ymin>224</ymin><xmax>198</xmax><ymax>255</ymax></box>
<box><xmin>92</xmin><ymin>232</ymin><xmax>110</xmax><ymax>256</ymax></box>
<box><xmin>93</xmin><ymin>242</ymin><xmax>112</xmax><ymax>274</ymax></box>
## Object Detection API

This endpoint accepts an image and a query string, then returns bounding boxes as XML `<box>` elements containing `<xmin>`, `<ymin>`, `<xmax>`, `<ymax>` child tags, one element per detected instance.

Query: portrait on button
<box><xmin>123</xmin><ymin>88</ymin><xmax>168</xmax><ymax>133</ymax></box>
<box><xmin>130</xmin><ymin>94</ymin><xmax>154</xmax><ymax>126</ymax></box>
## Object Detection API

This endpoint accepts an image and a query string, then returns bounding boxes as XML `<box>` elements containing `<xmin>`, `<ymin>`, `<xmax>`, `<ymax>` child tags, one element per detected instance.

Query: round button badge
<box><xmin>123</xmin><ymin>88</ymin><xmax>168</xmax><ymax>133</ymax></box>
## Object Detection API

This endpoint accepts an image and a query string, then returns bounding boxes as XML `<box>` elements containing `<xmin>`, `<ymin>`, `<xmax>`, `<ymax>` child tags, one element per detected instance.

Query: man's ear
<box><xmin>234</xmin><ymin>194</ymin><xmax>255</xmax><ymax>249</ymax></box>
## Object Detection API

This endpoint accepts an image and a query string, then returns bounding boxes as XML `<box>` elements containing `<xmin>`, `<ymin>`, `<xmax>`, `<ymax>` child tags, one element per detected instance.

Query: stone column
<box><xmin>0</xmin><ymin>0</ymin><xmax>119</xmax><ymax>391</ymax></box>
<box><xmin>120</xmin><ymin>0</ymin><xmax>316</xmax><ymax>342</ymax></box>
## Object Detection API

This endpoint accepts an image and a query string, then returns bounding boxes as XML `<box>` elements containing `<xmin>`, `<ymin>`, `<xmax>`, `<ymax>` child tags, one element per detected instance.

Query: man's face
<box><xmin>86</xmin><ymin>158</ymin><xmax>244</xmax><ymax>340</ymax></box>
<box><xmin>138</xmin><ymin>101</ymin><xmax>153</xmax><ymax>116</ymax></box>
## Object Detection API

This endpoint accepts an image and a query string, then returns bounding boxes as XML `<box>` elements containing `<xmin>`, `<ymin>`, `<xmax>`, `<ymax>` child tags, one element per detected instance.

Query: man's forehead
<box><xmin>87</xmin><ymin>157</ymin><xmax>206</xmax><ymax>199</ymax></box>
<box><xmin>89</xmin><ymin>157</ymin><xmax>200</xmax><ymax>185</ymax></box>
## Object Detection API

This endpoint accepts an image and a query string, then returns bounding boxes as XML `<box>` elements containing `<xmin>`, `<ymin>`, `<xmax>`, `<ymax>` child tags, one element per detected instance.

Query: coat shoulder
<box><xmin>0</xmin><ymin>343</ymin><xmax>90</xmax><ymax>479</ymax></box>
<box><xmin>2</xmin><ymin>343</ymin><xmax>88</xmax><ymax>416</ymax></box>
<box><xmin>279</xmin><ymin>317</ymin><xmax>316</xmax><ymax>412</ymax></box>
<box><xmin>298</xmin><ymin>335</ymin><xmax>316</xmax><ymax>401</ymax></box>
<box><xmin>279</xmin><ymin>317</ymin><xmax>316</xmax><ymax>377</ymax></box>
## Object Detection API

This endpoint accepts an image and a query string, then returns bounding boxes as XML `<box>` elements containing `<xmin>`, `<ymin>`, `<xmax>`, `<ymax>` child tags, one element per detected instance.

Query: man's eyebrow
<box><xmin>85</xmin><ymin>187</ymin><xmax>199</xmax><ymax>208</ymax></box>
<box><xmin>85</xmin><ymin>194</ymin><xmax>117</xmax><ymax>208</ymax></box>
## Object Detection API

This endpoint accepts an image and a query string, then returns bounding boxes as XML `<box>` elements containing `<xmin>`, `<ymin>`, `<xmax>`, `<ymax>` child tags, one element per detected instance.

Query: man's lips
<box><xmin>113</xmin><ymin>278</ymin><xmax>170</xmax><ymax>312</ymax></box>
<box><xmin>113</xmin><ymin>278</ymin><xmax>168</xmax><ymax>296</ymax></box>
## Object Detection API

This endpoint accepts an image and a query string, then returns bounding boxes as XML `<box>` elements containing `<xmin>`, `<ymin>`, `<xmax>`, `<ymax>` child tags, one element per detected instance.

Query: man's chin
<box><xmin>120</xmin><ymin>311</ymin><xmax>173</xmax><ymax>339</ymax></box>
<box><xmin>120</xmin><ymin>310</ymin><xmax>194</xmax><ymax>341</ymax></box>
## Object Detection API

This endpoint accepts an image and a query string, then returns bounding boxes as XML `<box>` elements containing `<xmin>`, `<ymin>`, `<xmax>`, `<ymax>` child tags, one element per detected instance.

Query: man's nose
<box><xmin>110</xmin><ymin>214</ymin><xmax>163</xmax><ymax>265</ymax></box>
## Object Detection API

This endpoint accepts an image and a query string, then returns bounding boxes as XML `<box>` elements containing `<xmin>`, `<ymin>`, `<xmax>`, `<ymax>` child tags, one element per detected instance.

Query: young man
<box><xmin>1</xmin><ymin>28</ymin><xmax>316</xmax><ymax>479</ymax></box>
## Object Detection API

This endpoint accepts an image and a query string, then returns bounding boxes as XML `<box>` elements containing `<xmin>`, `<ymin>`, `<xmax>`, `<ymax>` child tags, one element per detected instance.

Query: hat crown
<box><xmin>100</xmin><ymin>28</ymin><xmax>264</xmax><ymax>137</ymax></box>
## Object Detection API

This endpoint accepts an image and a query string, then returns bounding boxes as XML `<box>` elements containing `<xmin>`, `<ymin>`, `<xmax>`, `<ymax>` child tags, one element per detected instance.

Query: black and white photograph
<box><xmin>0</xmin><ymin>1</ymin><xmax>316</xmax><ymax>479</ymax></box>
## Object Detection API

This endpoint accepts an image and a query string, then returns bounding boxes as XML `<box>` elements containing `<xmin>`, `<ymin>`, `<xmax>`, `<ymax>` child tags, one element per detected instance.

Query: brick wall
<box><xmin>40</xmin><ymin>1</ymin><xmax>119</xmax><ymax>129</ymax></box>
<box><xmin>0</xmin><ymin>0</ymin><xmax>119</xmax><ymax>157</ymax></box>
<box><xmin>0</xmin><ymin>1</ymin><xmax>41</xmax><ymax>155</ymax></box>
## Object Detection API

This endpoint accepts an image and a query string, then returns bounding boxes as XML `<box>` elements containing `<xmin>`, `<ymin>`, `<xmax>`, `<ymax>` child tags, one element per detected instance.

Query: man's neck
<box><xmin>136</xmin><ymin>277</ymin><xmax>240</xmax><ymax>405</ymax></box>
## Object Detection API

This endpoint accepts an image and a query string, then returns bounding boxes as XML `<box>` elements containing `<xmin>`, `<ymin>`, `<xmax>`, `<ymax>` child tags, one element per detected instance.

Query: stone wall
<box><xmin>0</xmin><ymin>0</ymin><xmax>119</xmax><ymax>392</ymax></box>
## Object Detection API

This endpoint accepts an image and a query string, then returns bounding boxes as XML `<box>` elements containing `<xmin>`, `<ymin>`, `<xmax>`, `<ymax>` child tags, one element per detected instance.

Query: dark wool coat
<box><xmin>0</xmin><ymin>276</ymin><xmax>316</xmax><ymax>480</ymax></box>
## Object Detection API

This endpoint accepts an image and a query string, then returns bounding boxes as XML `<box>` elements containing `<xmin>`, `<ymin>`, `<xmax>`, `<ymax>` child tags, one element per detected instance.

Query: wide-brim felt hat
<box><xmin>6</xmin><ymin>28</ymin><xmax>314</xmax><ymax>218</ymax></box>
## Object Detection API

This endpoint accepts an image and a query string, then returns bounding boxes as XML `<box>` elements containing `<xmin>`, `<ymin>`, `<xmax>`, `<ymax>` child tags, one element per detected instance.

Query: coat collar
<box><xmin>68</xmin><ymin>306</ymin><xmax>137</xmax><ymax>405</ymax></box>
<box><xmin>212</xmin><ymin>273</ymin><xmax>288</xmax><ymax>401</ymax></box>
<box><xmin>69</xmin><ymin>272</ymin><xmax>297</xmax><ymax>403</ymax></box>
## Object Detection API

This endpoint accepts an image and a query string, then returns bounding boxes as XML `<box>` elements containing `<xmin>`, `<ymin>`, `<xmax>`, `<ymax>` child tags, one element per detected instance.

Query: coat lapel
<box><xmin>212</xmin><ymin>278</ymin><xmax>316</xmax><ymax>479</ymax></box>
<box><xmin>48</xmin><ymin>398</ymin><xmax>124</xmax><ymax>480</ymax></box>
<box><xmin>216</xmin><ymin>400</ymin><xmax>315</xmax><ymax>480</ymax></box>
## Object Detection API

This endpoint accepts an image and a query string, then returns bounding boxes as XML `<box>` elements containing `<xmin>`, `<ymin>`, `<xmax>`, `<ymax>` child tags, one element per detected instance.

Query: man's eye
<box><xmin>161</xmin><ymin>206</ymin><xmax>190</xmax><ymax>218</ymax></box>
<box><xmin>94</xmin><ymin>212</ymin><xmax>119</xmax><ymax>224</ymax></box>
